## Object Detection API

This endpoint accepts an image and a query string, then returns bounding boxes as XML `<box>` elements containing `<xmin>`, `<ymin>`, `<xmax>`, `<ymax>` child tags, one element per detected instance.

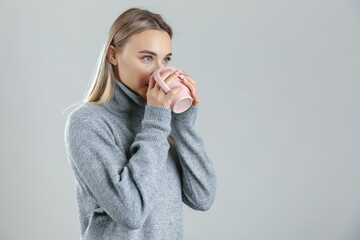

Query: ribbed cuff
<box><xmin>171</xmin><ymin>105</ymin><xmax>199</xmax><ymax>127</ymax></box>
<box><xmin>143</xmin><ymin>104</ymin><xmax>172</xmax><ymax>134</ymax></box>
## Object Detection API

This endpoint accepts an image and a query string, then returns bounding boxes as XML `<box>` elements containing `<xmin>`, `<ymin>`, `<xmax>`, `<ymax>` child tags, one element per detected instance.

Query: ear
<box><xmin>107</xmin><ymin>45</ymin><xmax>118</xmax><ymax>65</ymax></box>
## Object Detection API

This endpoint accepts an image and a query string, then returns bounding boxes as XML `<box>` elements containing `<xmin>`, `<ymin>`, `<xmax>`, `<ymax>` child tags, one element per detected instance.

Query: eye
<box><xmin>142</xmin><ymin>56</ymin><xmax>172</xmax><ymax>63</ymax></box>
<box><xmin>143</xmin><ymin>56</ymin><xmax>152</xmax><ymax>62</ymax></box>
<box><xmin>164</xmin><ymin>57</ymin><xmax>172</xmax><ymax>63</ymax></box>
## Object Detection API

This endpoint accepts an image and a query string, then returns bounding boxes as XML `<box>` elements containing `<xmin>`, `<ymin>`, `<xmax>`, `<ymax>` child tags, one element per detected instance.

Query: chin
<box><xmin>140</xmin><ymin>92</ymin><xmax>147</xmax><ymax>101</ymax></box>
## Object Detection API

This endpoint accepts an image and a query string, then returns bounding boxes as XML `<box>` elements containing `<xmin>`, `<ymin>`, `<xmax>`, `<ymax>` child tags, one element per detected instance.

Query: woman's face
<box><xmin>108</xmin><ymin>29</ymin><xmax>172</xmax><ymax>100</ymax></box>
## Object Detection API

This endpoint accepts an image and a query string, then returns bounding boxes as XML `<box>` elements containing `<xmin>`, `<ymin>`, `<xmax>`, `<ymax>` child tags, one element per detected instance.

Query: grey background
<box><xmin>1</xmin><ymin>0</ymin><xmax>359</xmax><ymax>239</ymax></box>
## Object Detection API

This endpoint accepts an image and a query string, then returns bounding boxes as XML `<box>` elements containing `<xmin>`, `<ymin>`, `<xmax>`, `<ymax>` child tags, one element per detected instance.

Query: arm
<box><xmin>64</xmin><ymin>104</ymin><xmax>172</xmax><ymax>229</ymax></box>
<box><xmin>171</xmin><ymin>106</ymin><xmax>217</xmax><ymax>211</ymax></box>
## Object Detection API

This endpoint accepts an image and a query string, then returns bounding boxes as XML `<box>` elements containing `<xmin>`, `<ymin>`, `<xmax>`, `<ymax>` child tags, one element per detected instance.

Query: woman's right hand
<box><xmin>146</xmin><ymin>67</ymin><xmax>183</xmax><ymax>109</ymax></box>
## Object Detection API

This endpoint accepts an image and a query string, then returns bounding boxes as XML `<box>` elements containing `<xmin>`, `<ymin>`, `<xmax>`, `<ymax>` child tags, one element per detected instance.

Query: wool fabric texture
<box><xmin>64</xmin><ymin>79</ymin><xmax>216</xmax><ymax>239</ymax></box>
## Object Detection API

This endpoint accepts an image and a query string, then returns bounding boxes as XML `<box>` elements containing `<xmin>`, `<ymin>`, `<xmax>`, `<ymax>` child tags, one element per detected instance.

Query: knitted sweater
<box><xmin>64</xmin><ymin>78</ymin><xmax>217</xmax><ymax>240</ymax></box>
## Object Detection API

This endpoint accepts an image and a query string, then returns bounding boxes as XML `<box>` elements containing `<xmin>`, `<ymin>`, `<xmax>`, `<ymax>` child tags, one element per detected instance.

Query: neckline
<box><xmin>102</xmin><ymin>79</ymin><xmax>146</xmax><ymax>118</ymax></box>
<box><xmin>115</xmin><ymin>79</ymin><xmax>147</xmax><ymax>106</ymax></box>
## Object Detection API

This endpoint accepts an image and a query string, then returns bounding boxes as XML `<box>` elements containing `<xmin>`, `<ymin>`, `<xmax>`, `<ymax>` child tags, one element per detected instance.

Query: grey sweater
<box><xmin>64</xmin><ymin>79</ymin><xmax>216</xmax><ymax>240</ymax></box>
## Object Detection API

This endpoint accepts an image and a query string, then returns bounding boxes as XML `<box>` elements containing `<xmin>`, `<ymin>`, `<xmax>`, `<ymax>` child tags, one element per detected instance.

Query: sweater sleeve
<box><xmin>171</xmin><ymin>105</ymin><xmax>217</xmax><ymax>211</ymax></box>
<box><xmin>64</xmin><ymin>104</ymin><xmax>172</xmax><ymax>230</ymax></box>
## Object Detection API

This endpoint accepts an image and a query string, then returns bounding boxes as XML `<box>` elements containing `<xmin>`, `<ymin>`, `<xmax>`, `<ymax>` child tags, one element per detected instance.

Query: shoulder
<box><xmin>63</xmin><ymin>104</ymin><xmax>118</xmax><ymax>160</ymax></box>
<box><xmin>66</xmin><ymin>103</ymin><xmax>102</xmax><ymax>124</ymax></box>
<box><xmin>64</xmin><ymin>103</ymin><xmax>110</xmax><ymax>138</ymax></box>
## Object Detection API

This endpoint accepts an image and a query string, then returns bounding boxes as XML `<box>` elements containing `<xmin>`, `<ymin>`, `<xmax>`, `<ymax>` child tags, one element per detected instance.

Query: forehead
<box><xmin>125</xmin><ymin>29</ymin><xmax>172</xmax><ymax>54</ymax></box>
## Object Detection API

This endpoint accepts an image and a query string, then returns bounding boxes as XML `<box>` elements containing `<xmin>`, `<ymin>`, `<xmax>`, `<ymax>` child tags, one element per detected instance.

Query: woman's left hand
<box><xmin>178</xmin><ymin>71</ymin><xmax>200</xmax><ymax>106</ymax></box>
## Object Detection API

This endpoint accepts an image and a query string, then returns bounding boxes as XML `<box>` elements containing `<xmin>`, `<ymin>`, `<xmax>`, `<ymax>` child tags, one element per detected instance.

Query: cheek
<box><xmin>117</xmin><ymin>61</ymin><xmax>132</xmax><ymax>81</ymax></box>
<box><xmin>118</xmin><ymin>56</ymin><xmax>153</xmax><ymax>86</ymax></box>
<box><xmin>118</xmin><ymin>56</ymin><xmax>139</xmax><ymax>81</ymax></box>
<box><xmin>136</xmin><ymin>68</ymin><xmax>152</xmax><ymax>85</ymax></box>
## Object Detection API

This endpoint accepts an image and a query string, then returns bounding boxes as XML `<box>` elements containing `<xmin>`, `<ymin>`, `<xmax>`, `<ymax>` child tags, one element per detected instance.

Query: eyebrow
<box><xmin>138</xmin><ymin>50</ymin><xmax>172</xmax><ymax>57</ymax></box>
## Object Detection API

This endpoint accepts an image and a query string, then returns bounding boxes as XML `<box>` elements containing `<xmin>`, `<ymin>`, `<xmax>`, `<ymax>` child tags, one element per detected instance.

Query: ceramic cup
<box><xmin>154</xmin><ymin>66</ymin><xmax>193</xmax><ymax>114</ymax></box>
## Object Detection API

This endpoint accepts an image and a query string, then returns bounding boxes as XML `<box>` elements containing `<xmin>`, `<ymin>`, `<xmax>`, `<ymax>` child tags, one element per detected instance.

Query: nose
<box><xmin>151</xmin><ymin>62</ymin><xmax>165</xmax><ymax>74</ymax></box>
<box><xmin>156</xmin><ymin>61</ymin><xmax>165</xmax><ymax>69</ymax></box>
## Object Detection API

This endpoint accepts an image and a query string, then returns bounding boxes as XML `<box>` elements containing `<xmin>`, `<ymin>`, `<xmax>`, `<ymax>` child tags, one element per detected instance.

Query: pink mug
<box><xmin>154</xmin><ymin>66</ymin><xmax>193</xmax><ymax>114</ymax></box>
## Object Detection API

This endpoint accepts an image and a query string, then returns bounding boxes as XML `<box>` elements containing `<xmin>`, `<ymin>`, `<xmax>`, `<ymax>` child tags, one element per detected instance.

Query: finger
<box><xmin>149</xmin><ymin>66</ymin><xmax>165</xmax><ymax>89</ymax></box>
<box><xmin>176</xmin><ymin>71</ymin><xmax>200</xmax><ymax>105</ymax></box>
<box><xmin>180</xmin><ymin>78</ymin><xmax>199</xmax><ymax>104</ymax></box>
<box><xmin>180</xmin><ymin>74</ymin><xmax>196</xmax><ymax>86</ymax></box>
<box><xmin>150</xmin><ymin>66</ymin><xmax>162</xmax><ymax>88</ymax></box>
<box><xmin>178</xmin><ymin>70</ymin><xmax>194</xmax><ymax>80</ymax></box>
<box><xmin>166</xmin><ymin>86</ymin><xmax>183</xmax><ymax>98</ymax></box>
<box><xmin>152</xmin><ymin>68</ymin><xmax>176</xmax><ymax>92</ymax></box>
<box><xmin>178</xmin><ymin>75</ymin><xmax>190</xmax><ymax>85</ymax></box>
<box><xmin>180</xmin><ymin>77</ymin><xmax>196</xmax><ymax>93</ymax></box>
<box><xmin>149</xmin><ymin>72</ymin><xmax>156</xmax><ymax>89</ymax></box>
<box><xmin>164</xmin><ymin>70</ymin><xmax>181</xmax><ymax>86</ymax></box>
<box><xmin>192</xmin><ymin>95</ymin><xmax>200</xmax><ymax>106</ymax></box>
<box><xmin>160</xmin><ymin>68</ymin><xmax>177</xmax><ymax>82</ymax></box>
<box><xmin>151</xmin><ymin>81</ymin><xmax>162</xmax><ymax>95</ymax></box>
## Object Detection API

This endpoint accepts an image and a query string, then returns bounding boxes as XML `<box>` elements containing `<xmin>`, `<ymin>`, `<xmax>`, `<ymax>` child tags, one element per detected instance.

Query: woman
<box><xmin>64</xmin><ymin>7</ymin><xmax>216</xmax><ymax>240</ymax></box>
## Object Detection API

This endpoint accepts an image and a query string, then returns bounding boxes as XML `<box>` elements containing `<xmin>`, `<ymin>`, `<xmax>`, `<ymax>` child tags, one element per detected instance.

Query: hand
<box><xmin>146</xmin><ymin>67</ymin><xmax>183</xmax><ymax>109</ymax></box>
<box><xmin>177</xmin><ymin>71</ymin><xmax>200</xmax><ymax>106</ymax></box>
<box><xmin>170</xmin><ymin>70</ymin><xmax>199</xmax><ymax>127</ymax></box>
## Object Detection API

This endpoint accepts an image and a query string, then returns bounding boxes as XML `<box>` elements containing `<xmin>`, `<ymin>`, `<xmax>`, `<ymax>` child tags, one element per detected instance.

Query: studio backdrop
<box><xmin>1</xmin><ymin>0</ymin><xmax>359</xmax><ymax>239</ymax></box>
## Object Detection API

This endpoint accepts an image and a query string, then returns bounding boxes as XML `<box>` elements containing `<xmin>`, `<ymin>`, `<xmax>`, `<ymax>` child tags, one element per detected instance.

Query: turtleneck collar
<box><xmin>103</xmin><ymin>78</ymin><xmax>147</xmax><ymax>118</ymax></box>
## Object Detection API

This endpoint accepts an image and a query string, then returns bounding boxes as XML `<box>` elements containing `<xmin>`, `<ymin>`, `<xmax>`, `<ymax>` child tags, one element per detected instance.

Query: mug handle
<box><xmin>153</xmin><ymin>66</ymin><xmax>178</xmax><ymax>94</ymax></box>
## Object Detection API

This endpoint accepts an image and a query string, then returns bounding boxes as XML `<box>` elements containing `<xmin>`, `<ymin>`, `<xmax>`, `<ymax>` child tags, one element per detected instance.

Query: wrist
<box><xmin>171</xmin><ymin>105</ymin><xmax>199</xmax><ymax>126</ymax></box>
<box><xmin>143</xmin><ymin>104</ymin><xmax>172</xmax><ymax>134</ymax></box>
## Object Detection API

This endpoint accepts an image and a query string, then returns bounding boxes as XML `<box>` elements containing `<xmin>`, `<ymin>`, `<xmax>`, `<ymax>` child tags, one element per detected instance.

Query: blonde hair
<box><xmin>61</xmin><ymin>7</ymin><xmax>173</xmax><ymax>115</ymax></box>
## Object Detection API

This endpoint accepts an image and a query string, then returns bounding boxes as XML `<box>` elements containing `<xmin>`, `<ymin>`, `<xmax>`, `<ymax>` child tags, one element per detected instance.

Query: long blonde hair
<box><xmin>61</xmin><ymin>7</ymin><xmax>173</xmax><ymax>115</ymax></box>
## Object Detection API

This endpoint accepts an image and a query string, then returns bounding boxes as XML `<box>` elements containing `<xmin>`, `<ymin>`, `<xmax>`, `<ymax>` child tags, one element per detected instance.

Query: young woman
<box><xmin>64</xmin><ymin>7</ymin><xmax>216</xmax><ymax>240</ymax></box>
